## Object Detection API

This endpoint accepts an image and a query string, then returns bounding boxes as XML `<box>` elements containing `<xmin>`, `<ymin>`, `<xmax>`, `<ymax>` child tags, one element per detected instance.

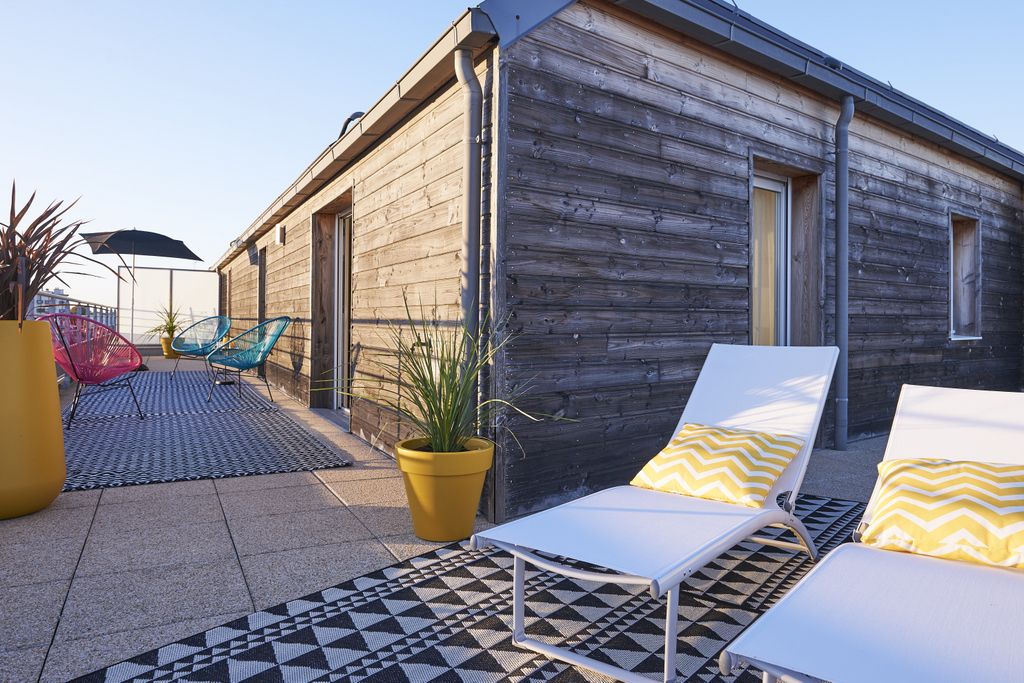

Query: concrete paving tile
<box><xmin>324</xmin><ymin>474</ymin><xmax>408</xmax><ymax>506</ymax></box>
<box><xmin>378</xmin><ymin>533</ymin><xmax>449</xmax><ymax>562</ymax></box>
<box><xmin>0</xmin><ymin>534</ymin><xmax>84</xmax><ymax>588</ymax></box>
<box><xmin>218</xmin><ymin>483</ymin><xmax>343</xmax><ymax>521</ymax></box>
<box><xmin>378</xmin><ymin>515</ymin><xmax>495</xmax><ymax>561</ymax></box>
<box><xmin>47</xmin><ymin>489</ymin><xmax>102</xmax><ymax>510</ymax></box>
<box><xmin>57</xmin><ymin>559</ymin><xmax>252</xmax><ymax>640</ymax></box>
<box><xmin>0</xmin><ymin>580</ymin><xmax>69</xmax><ymax>650</ymax></box>
<box><xmin>40</xmin><ymin>611</ymin><xmax>249</xmax><ymax>683</ymax></box>
<box><xmin>77</xmin><ymin>521</ymin><xmax>235</xmax><ymax>576</ymax></box>
<box><xmin>0</xmin><ymin>645</ymin><xmax>47</xmax><ymax>683</ymax></box>
<box><xmin>89</xmin><ymin>494</ymin><xmax>224</xmax><ymax>536</ymax></box>
<box><xmin>212</xmin><ymin>470</ymin><xmax>321</xmax><ymax>494</ymax></box>
<box><xmin>0</xmin><ymin>504</ymin><xmax>95</xmax><ymax>547</ymax></box>
<box><xmin>314</xmin><ymin>458</ymin><xmax>398</xmax><ymax>482</ymax></box>
<box><xmin>241</xmin><ymin>539</ymin><xmax>397</xmax><ymax>610</ymax></box>
<box><xmin>228</xmin><ymin>506</ymin><xmax>374</xmax><ymax>556</ymax></box>
<box><xmin>345</xmin><ymin>503</ymin><xmax>417</xmax><ymax>538</ymax></box>
<box><xmin>98</xmin><ymin>478</ymin><xmax>216</xmax><ymax>505</ymax></box>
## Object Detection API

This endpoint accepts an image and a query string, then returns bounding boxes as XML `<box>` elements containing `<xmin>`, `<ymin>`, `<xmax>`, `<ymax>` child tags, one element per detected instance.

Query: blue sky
<box><xmin>3</xmin><ymin>0</ymin><xmax>1021</xmax><ymax>306</ymax></box>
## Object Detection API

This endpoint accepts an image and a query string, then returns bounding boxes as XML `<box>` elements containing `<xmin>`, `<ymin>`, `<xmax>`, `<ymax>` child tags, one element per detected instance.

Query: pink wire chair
<box><xmin>42</xmin><ymin>313</ymin><xmax>144</xmax><ymax>429</ymax></box>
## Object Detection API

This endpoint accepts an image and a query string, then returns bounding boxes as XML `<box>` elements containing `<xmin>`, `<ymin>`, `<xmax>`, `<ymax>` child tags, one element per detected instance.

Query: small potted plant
<box><xmin>0</xmin><ymin>182</ymin><xmax>115</xmax><ymax>518</ymax></box>
<box><xmin>341</xmin><ymin>295</ymin><xmax>548</xmax><ymax>542</ymax></box>
<box><xmin>147</xmin><ymin>305</ymin><xmax>182</xmax><ymax>358</ymax></box>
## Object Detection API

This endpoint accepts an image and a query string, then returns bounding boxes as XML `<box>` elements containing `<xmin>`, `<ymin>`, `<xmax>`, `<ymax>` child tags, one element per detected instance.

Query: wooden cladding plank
<box><xmin>507</xmin><ymin>306</ymin><xmax>748</xmax><ymax>336</ymax></box>
<box><xmin>356</xmin><ymin>171</ymin><xmax>462</xmax><ymax>235</ymax></box>
<box><xmin>506</xmin><ymin>212</ymin><xmax>747</xmax><ymax>268</ymax></box>
<box><xmin>506</xmin><ymin>187</ymin><xmax>748</xmax><ymax>245</ymax></box>
<box><xmin>506</xmin><ymin>246</ymin><xmax>747</xmax><ymax>288</ymax></box>
<box><xmin>508</xmin><ymin>126</ymin><xmax>748</xmax><ymax>201</ymax></box>
<box><xmin>509</xmin><ymin>94</ymin><xmax>748</xmax><ymax>178</ymax></box>
<box><xmin>508</xmin><ymin>276</ymin><xmax>749</xmax><ymax>311</ymax></box>
<box><xmin>508</xmin><ymin>153</ymin><xmax>748</xmax><ymax>221</ymax></box>
<box><xmin>353</xmin><ymin>223</ymin><xmax>462</xmax><ymax>274</ymax></box>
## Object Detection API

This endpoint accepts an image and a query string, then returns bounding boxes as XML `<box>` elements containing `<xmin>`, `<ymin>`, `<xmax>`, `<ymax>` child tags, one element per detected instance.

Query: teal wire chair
<box><xmin>206</xmin><ymin>317</ymin><xmax>291</xmax><ymax>402</ymax></box>
<box><xmin>170</xmin><ymin>315</ymin><xmax>231</xmax><ymax>378</ymax></box>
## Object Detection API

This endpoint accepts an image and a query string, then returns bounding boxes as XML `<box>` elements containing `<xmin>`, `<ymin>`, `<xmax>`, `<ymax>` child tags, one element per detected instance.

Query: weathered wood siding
<box><xmin>494</xmin><ymin>1</ymin><xmax>1024</xmax><ymax>519</ymax></box>
<box><xmin>219</xmin><ymin>51</ymin><xmax>497</xmax><ymax>458</ymax></box>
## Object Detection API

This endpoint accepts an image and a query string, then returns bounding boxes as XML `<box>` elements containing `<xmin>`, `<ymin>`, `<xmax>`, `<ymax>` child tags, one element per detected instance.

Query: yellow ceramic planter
<box><xmin>395</xmin><ymin>437</ymin><xmax>494</xmax><ymax>542</ymax></box>
<box><xmin>0</xmin><ymin>320</ymin><xmax>66</xmax><ymax>519</ymax></box>
<box><xmin>160</xmin><ymin>337</ymin><xmax>180</xmax><ymax>359</ymax></box>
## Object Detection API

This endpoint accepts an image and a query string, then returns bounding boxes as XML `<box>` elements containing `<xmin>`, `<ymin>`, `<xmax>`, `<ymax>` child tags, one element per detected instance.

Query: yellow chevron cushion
<box><xmin>861</xmin><ymin>459</ymin><xmax>1024</xmax><ymax>569</ymax></box>
<box><xmin>630</xmin><ymin>423</ymin><xmax>804</xmax><ymax>508</ymax></box>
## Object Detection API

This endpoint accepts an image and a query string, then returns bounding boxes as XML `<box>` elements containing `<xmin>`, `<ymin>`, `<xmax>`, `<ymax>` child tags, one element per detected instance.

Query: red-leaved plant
<box><xmin>0</xmin><ymin>182</ymin><xmax>116</xmax><ymax>327</ymax></box>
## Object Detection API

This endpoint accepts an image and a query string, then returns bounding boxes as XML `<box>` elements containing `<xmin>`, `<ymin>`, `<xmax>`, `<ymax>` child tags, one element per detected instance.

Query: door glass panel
<box><xmin>752</xmin><ymin>176</ymin><xmax>788</xmax><ymax>346</ymax></box>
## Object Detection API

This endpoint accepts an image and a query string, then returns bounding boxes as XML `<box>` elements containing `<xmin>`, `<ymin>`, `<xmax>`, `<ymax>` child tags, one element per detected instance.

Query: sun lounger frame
<box><xmin>473</xmin><ymin>344</ymin><xmax>839</xmax><ymax>683</ymax></box>
<box><xmin>721</xmin><ymin>383</ymin><xmax>1024</xmax><ymax>683</ymax></box>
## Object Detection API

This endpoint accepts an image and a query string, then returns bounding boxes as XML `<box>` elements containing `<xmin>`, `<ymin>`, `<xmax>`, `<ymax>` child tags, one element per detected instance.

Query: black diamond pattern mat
<box><xmin>70</xmin><ymin>494</ymin><xmax>865</xmax><ymax>683</ymax></box>
<box><xmin>62</xmin><ymin>371</ymin><xmax>350</xmax><ymax>490</ymax></box>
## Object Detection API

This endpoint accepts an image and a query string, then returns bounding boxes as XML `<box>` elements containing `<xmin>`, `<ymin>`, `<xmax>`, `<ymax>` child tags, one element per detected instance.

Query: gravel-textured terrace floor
<box><xmin>0</xmin><ymin>353</ymin><xmax>885</xmax><ymax>682</ymax></box>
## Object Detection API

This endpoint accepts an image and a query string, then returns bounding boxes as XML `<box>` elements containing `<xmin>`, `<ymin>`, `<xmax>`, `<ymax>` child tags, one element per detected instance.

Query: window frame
<box><xmin>949</xmin><ymin>212</ymin><xmax>983</xmax><ymax>341</ymax></box>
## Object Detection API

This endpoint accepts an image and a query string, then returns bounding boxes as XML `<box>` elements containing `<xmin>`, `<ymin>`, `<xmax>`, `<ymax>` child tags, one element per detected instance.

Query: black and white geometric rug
<box><xmin>62</xmin><ymin>371</ymin><xmax>350</xmax><ymax>491</ymax></box>
<box><xmin>70</xmin><ymin>494</ymin><xmax>864</xmax><ymax>683</ymax></box>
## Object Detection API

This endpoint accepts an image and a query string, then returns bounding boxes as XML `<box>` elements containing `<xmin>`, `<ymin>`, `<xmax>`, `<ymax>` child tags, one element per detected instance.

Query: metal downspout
<box><xmin>455</xmin><ymin>48</ymin><xmax>483</xmax><ymax>407</ymax></box>
<box><xmin>835</xmin><ymin>95</ymin><xmax>855</xmax><ymax>450</ymax></box>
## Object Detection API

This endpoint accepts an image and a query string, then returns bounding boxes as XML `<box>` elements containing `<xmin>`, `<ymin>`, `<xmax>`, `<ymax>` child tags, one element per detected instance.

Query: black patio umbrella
<box><xmin>81</xmin><ymin>229</ymin><xmax>202</xmax><ymax>343</ymax></box>
<box><xmin>81</xmin><ymin>229</ymin><xmax>202</xmax><ymax>261</ymax></box>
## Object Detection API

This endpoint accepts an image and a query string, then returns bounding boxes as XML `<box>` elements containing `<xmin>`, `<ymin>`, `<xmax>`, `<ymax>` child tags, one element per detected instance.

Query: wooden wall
<box><xmin>219</xmin><ymin>50</ymin><xmax>497</xmax><ymax>458</ymax></box>
<box><xmin>492</xmin><ymin>1</ymin><xmax>1024</xmax><ymax>519</ymax></box>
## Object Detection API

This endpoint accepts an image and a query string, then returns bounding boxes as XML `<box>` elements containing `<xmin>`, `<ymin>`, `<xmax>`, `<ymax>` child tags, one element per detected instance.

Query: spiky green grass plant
<box><xmin>342</xmin><ymin>296</ymin><xmax>542</xmax><ymax>454</ymax></box>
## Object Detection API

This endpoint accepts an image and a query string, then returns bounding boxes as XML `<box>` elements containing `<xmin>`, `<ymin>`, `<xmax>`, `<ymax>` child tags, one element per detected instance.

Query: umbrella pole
<box><xmin>130</xmin><ymin>249</ymin><xmax>136</xmax><ymax>345</ymax></box>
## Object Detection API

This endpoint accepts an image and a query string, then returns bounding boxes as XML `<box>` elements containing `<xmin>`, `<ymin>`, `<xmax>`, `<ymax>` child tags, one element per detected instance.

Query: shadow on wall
<box><xmin>289</xmin><ymin>320</ymin><xmax>306</xmax><ymax>376</ymax></box>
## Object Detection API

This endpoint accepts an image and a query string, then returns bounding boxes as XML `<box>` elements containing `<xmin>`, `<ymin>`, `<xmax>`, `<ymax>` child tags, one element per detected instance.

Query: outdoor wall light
<box><xmin>275</xmin><ymin>223</ymin><xmax>286</xmax><ymax>246</ymax></box>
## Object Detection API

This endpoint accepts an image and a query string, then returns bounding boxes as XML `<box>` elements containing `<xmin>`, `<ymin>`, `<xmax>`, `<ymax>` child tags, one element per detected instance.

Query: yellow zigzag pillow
<box><xmin>861</xmin><ymin>459</ymin><xmax>1024</xmax><ymax>569</ymax></box>
<box><xmin>630</xmin><ymin>423</ymin><xmax>804</xmax><ymax>508</ymax></box>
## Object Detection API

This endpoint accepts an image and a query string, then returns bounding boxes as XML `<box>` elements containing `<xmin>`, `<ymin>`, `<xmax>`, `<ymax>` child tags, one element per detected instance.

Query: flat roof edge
<box><xmin>615</xmin><ymin>0</ymin><xmax>1024</xmax><ymax>184</ymax></box>
<box><xmin>214</xmin><ymin>8</ymin><xmax>497</xmax><ymax>269</ymax></box>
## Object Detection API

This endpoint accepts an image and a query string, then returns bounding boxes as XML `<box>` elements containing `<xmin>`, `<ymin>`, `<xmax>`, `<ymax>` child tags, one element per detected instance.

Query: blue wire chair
<box><xmin>170</xmin><ymin>315</ymin><xmax>232</xmax><ymax>378</ymax></box>
<box><xmin>206</xmin><ymin>316</ymin><xmax>291</xmax><ymax>402</ymax></box>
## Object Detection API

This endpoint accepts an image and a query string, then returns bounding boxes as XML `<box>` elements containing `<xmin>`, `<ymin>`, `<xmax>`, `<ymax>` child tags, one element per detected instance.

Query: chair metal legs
<box><xmin>511</xmin><ymin>554</ymin><xmax>680</xmax><ymax>683</ymax></box>
<box><xmin>208</xmin><ymin>366</ymin><xmax>275</xmax><ymax>403</ymax></box>
<box><xmin>65</xmin><ymin>375</ymin><xmax>145</xmax><ymax>430</ymax></box>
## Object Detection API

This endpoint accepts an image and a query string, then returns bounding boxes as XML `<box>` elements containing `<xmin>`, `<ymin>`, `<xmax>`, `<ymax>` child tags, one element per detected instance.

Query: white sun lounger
<box><xmin>472</xmin><ymin>343</ymin><xmax>839</xmax><ymax>683</ymax></box>
<box><xmin>720</xmin><ymin>384</ymin><xmax>1024</xmax><ymax>683</ymax></box>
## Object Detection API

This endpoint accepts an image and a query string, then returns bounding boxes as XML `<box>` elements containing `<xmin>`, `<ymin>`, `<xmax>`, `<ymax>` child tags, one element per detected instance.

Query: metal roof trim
<box><xmin>214</xmin><ymin>8</ymin><xmax>497</xmax><ymax>269</ymax></box>
<box><xmin>613</xmin><ymin>0</ymin><xmax>1024</xmax><ymax>183</ymax></box>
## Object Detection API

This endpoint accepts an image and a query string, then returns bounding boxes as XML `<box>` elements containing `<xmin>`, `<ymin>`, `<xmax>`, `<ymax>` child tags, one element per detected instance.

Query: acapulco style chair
<box><xmin>170</xmin><ymin>315</ymin><xmax>231</xmax><ymax>378</ymax></box>
<box><xmin>42</xmin><ymin>313</ymin><xmax>144</xmax><ymax>429</ymax></box>
<box><xmin>206</xmin><ymin>317</ymin><xmax>290</xmax><ymax>402</ymax></box>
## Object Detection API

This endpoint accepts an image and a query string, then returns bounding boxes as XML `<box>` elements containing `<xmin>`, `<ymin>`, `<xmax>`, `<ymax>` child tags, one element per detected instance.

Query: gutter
<box><xmin>213</xmin><ymin>8</ymin><xmax>497</xmax><ymax>269</ymax></box>
<box><xmin>454</xmin><ymin>49</ymin><xmax>483</xmax><ymax>344</ymax></box>
<box><xmin>834</xmin><ymin>95</ymin><xmax>855</xmax><ymax>451</ymax></box>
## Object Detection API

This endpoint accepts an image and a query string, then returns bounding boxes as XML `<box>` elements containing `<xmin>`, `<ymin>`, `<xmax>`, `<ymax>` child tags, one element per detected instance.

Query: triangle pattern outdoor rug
<box><xmin>71</xmin><ymin>494</ymin><xmax>865</xmax><ymax>683</ymax></box>
<box><xmin>62</xmin><ymin>370</ymin><xmax>349</xmax><ymax>491</ymax></box>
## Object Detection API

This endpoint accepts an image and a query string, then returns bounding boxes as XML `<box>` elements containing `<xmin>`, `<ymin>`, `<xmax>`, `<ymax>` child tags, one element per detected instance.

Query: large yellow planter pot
<box><xmin>0</xmin><ymin>321</ymin><xmax>66</xmax><ymax>519</ymax></box>
<box><xmin>395</xmin><ymin>437</ymin><xmax>494</xmax><ymax>542</ymax></box>
<box><xmin>160</xmin><ymin>337</ymin><xmax>180</xmax><ymax>359</ymax></box>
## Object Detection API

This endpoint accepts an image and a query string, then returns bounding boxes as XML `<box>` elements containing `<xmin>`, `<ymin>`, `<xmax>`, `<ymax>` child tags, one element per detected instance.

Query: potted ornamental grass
<box><xmin>0</xmin><ymin>182</ymin><xmax>114</xmax><ymax>518</ymax></box>
<box><xmin>342</xmin><ymin>295</ymin><xmax>546</xmax><ymax>542</ymax></box>
<box><xmin>147</xmin><ymin>304</ymin><xmax>183</xmax><ymax>358</ymax></box>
